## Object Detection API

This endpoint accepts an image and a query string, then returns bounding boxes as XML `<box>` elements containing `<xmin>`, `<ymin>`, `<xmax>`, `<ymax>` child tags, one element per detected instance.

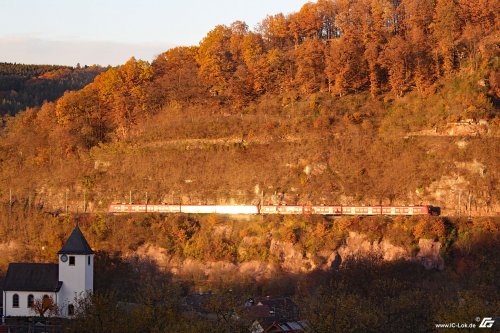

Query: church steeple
<box><xmin>58</xmin><ymin>225</ymin><xmax>94</xmax><ymax>255</ymax></box>
<box><xmin>57</xmin><ymin>224</ymin><xmax>94</xmax><ymax>317</ymax></box>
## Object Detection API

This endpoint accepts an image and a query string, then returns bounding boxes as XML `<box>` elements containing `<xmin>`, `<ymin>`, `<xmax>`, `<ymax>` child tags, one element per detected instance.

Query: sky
<box><xmin>0</xmin><ymin>0</ymin><xmax>306</xmax><ymax>66</ymax></box>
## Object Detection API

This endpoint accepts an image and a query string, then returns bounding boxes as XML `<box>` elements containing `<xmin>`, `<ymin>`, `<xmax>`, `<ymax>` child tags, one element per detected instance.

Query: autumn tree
<box><xmin>457</xmin><ymin>0</ymin><xmax>498</xmax><ymax>71</ymax></box>
<box><xmin>288</xmin><ymin>13</ymin><xmax>303</xmax><ymax>46</ymax></box>
<box><xmin>432</xmin><ymin>0</ymin><xmax>461</xmax><ymax>75</ymax></box>
<box><xmin>31</xmin><ymin>295</ymin><xmax>58</xmax><ymax>317</ymax></box>
<box><xmin>326</xmin><ymin>35</ymin><xmax>368</xmax><ymax>95</ymax></box>
<box><xmin>385</xmin><ymin>0</ymin><xmax>404</xmax><ymax>34</ymax></box>
<box><xmin>111</xmin><ymin>58</ymin><xmax>155</xmax><ymax>137</ymax></box>
<box><xmin>400</xmin><ymin>0</ymin><xmax>436</xmax><ymax>91</ymax></box>
<box><xmin>229</xmin><ymin>21</ymin><xmax>249</xmax><ymax>63</ymax></box>
<box><xmin>364</xmin><ymin>0</ymin><xmax>390</xmax><ymax>96</ymax></box>
<box><xmin>296</xmin><ymin>2</ymin><xmax>324</xmax><ymax>40</ymax></box>
<box><xmin>252</xmin><ymin>47</ymin><xmax>295</xmax><ymax>95</ymax></box>
<box><xmin>241</xmin><ymin>33</ymin><xmax>264</xmax><ymax>70</ymax></box>
<box><xmin>152</xmin><ymin>46</ymin><xmax>206</xmax><ymax>105</ymax></box>
<box><xmin>55</xmin><ymin>86</ymin><xmax>110</xmax><ymax>148</ymax></box>
<box><xmin>64</xmin><ymin>57</ymin><xmax>156</xmax><ymax>140</ymax></box>
<box><xmin>325</xmin><ymin>0</ymin><xmax>371</xmax><ymax>95</ymax></box>
<box><xmin>381</xmin><ymin>35</ymin><xmax>413</xmax><ymax>96</ymax></box>
<box><xmin>196</xmin><ymin>25</ymin><xmax>235</xmax><ymax>97</ymax></box>
<box><xmin>68</xmin><ymin>292</ymin><xmax>129</xmax><ymax>333</ymax></box>
<box><xmin>316</xmin><ymin>0</ymin><xmax>340</xmax><ymax>40</ymax></box>
<box><xmin>294</xmin><ymin>38</ymin><xmax>326</xmax><ymax>93</ymax></box>
<box><xmin>259</xmin><ymin>13</ymin><xmax>290</xmax><ymax>48</ymax></box>
<box><xmin>204</xmin><ymin>290</ymin><xmax>247</xmax><ymax>332</ymax></box>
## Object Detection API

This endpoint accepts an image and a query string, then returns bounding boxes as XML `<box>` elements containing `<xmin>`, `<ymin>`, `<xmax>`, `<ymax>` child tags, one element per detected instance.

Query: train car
<box><xmin>311</xmin><ymin>206</ymin><xmax>343</xmax><ymax>215</ymax></box>
<box><xmin>108</xmin><ymin>204</ymin><xmax>180</xmax><ymax>213</ymax></box>
<box><xmin>259</xmin><ymin>205</ymin><xmax>278</xmax><ymax>214</ymax></box>
<box><xmin>109</xmin><ymin>204</ymin><xmax>127</xmax><ymax>213</ymax></box>
<box><xmin>179</xmin><ymin>205</ymin><xmax>258</xmax><ymax>214</ymax></box>
<box><xmin>147</xmin><ymin>205</ymin><xmax>181</xmax><ymax>213</ymax></box>
<box><xmin>260</xmin><ymin>205</ymin><xmax>310</xmax><ymax>214</ymax></box>
<box><xmin>180</xmin><ymin>205</ymin><xmax>217</xmax><ymax>214</ymax></box>
<box><xmin>213</xmin><ymin>205</ymin><xmax>259</xmax><ymax>214</ymax></box>
<box><xmin>339</xmin><ymin>206</ymin><xmax>379</xmax><ymax>215</ymax></box>
<box><xmin>276</xmin><ymin>205</ymin><xmax>309</xmax><ymax>214</ymax></box>
<box><xmin>386</xmin><ymin>206</ymin><xmax>428</xmax><ymax>215</ymax></box>
<box><xmin>108</xmin><ymin>204</ymin><xmax>148</xmax><ymax>213</ymax></box>
<box><xmin>338</xmin><ymin>205</ymin><xmax>435</xmax><ymax>216</ymax></box>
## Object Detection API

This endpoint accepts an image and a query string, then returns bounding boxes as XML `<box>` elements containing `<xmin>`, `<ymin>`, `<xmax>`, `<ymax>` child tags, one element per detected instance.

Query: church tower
<box><xmin>57</xmin><ymin>225</ymin><xmax>94</xmax><ymax>316</ymax></box>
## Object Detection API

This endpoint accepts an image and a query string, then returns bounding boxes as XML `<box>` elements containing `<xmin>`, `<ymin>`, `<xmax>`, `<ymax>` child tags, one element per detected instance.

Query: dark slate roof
<box><xmin>58</xmin><ymin>225</ymin><xmax>94</xmax><ymax>255</ymax></box>
<box><xmin>241</xmin><ymin>297</ymin><xmax>299</xmax><ymax>322</ymax></box>
<box><xmin>3</xmin><ymin>263</ymin><xmax>62</xmax><ymax>292</ymax></box>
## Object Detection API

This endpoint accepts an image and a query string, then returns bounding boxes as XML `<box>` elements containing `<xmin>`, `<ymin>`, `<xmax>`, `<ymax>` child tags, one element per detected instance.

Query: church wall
<box><xmin>3</xmin><ymin>291</ymin><xmax>57</xmax><ymax>317</ymax></box>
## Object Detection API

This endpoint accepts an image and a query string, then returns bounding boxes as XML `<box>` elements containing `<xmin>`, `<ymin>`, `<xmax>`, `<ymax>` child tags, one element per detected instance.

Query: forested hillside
<box><xmin>0</xmin><ymin>62</ymin><xmax>105</xmax><ymax>115</ymax></box>
<box><xmin>0</xmin><ymin>0</ymin><xmax>498</xmax><ymax>215</ymax></box>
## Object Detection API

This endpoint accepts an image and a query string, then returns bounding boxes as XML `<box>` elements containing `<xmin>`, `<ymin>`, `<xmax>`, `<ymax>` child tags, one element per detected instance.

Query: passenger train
<box><xmin>108</xmin><ymin>204</ymin><xmax>441</xmax><ymax>216</ymax></box>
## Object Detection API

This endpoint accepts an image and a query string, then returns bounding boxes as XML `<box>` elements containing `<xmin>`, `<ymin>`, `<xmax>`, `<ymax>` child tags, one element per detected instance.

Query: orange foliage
<box><xmin>413</xmin><ymin>217</ymin><xmax>446</xmax><ymax>241</ymax></box>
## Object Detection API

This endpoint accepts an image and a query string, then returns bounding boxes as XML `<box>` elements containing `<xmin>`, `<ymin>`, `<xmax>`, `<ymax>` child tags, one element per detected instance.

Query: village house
<box><xmin>239</xmin><ymin>297</ymin><xmax>310</xmax><ymax>333</ymax></box>
<box><xmin>250</xmin><ymin>319</ymin><xmax>310</xmax><ymax>333</ymax></box>
<box><xmin>2</xmin><ymin>225</ymin><xmax>94</xmax><ymax>319</ymax></box>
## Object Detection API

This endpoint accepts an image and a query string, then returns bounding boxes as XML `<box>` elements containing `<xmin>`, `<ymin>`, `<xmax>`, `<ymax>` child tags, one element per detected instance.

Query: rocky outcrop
<box><xmin>415</xmin><ymin>239</ymin><xmax>445</xmax><ymax>270</ymax></box>
<box><xmin>323</xmin><ymin>233</ymin><xmax>445</xmax><ymax>271</ymax></box>
<box><xmin>269</xmin><ymin>239</ymin><xmax>317</xmax><ymax>273</ymax></box>
<box><xmin>408</xmin><ymin>119</ymin><xmax>491</xmax><ymax>137</ymax></box>
<box><xmin>445</xmin><ymin>120</ymin><xmax>489</xmax><ymax>136</ymax></box>
<box><xmin>335</xmin><ymin>232</ymin><xmax>408</xmax><ymax>262</ymax></box>
<box><xmin>131</xmin><ymin>231</ymin><xmax>446</xmax><ymax>281</ymax></box>
<box><xmin>426</xmin><ymin>174</ymin><xmax>499</xmax><ymax>216</ymax></box>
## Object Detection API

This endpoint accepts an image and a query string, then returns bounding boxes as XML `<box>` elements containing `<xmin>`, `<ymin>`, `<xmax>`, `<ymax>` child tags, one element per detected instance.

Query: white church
<box><xmin>2</xmin><ymin>225</ymin><xmax>94</xmax><ymax>318</ymax></box>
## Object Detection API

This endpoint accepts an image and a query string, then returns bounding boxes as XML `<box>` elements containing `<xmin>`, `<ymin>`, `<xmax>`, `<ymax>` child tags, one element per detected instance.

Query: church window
<box><xmin>13</xmin><ymin>294</ymin><xmax>19</xmax><ymax>307</ymax></box>
<box><xmin>88</xmin><ymin>256</ymin><xmax>90</xmax><ymax>266</ymax></box>
<box><xmin>68</xmin><ymin>304</ymin><xmax>75</xmax><ymax>316</ymax></box>
<box><xmin>27</xmin><ymin>294</ymin><xmax>34</xmax><ymax>307</ymax></box>
<box><xmin>69</xmin><ymin>256</ymin><xmax>75</xmax><ymax>266</ymax></box>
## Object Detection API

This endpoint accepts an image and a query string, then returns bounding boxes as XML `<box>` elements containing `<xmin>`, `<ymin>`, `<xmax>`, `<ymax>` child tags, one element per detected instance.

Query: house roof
<box><xmin>264</xmin><ymin>320</ymin><xmax>310</xmax><ymax>332</ymax></box>
<box><xmin>240</xmin><ymin>297</ymin><xmax>300</xmax><ymax>324</ymax></box>
<box><xmin>3</xmin><ymin>263</ymin><xmax>62</xmax><ymax>292</ymax></box>
<box><xmin>252</xmin><ymin>319</ymin><xmax>310</xmax><ymax>333</ymax></box>
<box><xmin>240</xmin><ymin>304</ymin><xmax>274</xmax><ymax>320</ymax></box>
<box><xmin>58</xmin><ymin>225</ymin><xmax>94</xmax><ymax>255</ymax></box>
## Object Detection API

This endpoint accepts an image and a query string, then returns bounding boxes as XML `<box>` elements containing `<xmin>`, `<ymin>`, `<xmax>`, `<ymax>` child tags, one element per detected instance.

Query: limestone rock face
<box><xmin>415</xmin><ymin>239</ymin><xmax>445</xmax><ymax>270</ymax></box>
<box><xmin>131</xmin><ymin>233</ymin><xmax>446</xmax><ymax>282</ymax></box>
<box><xmin>269</xmin><ymin>239</ymin><xmax>317</xmax><ymax>273</ymax></box>
<box><xmin>335</xmin><ymin>232</ymin><xmax>409</xmax><ymax>262</ymax></box>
